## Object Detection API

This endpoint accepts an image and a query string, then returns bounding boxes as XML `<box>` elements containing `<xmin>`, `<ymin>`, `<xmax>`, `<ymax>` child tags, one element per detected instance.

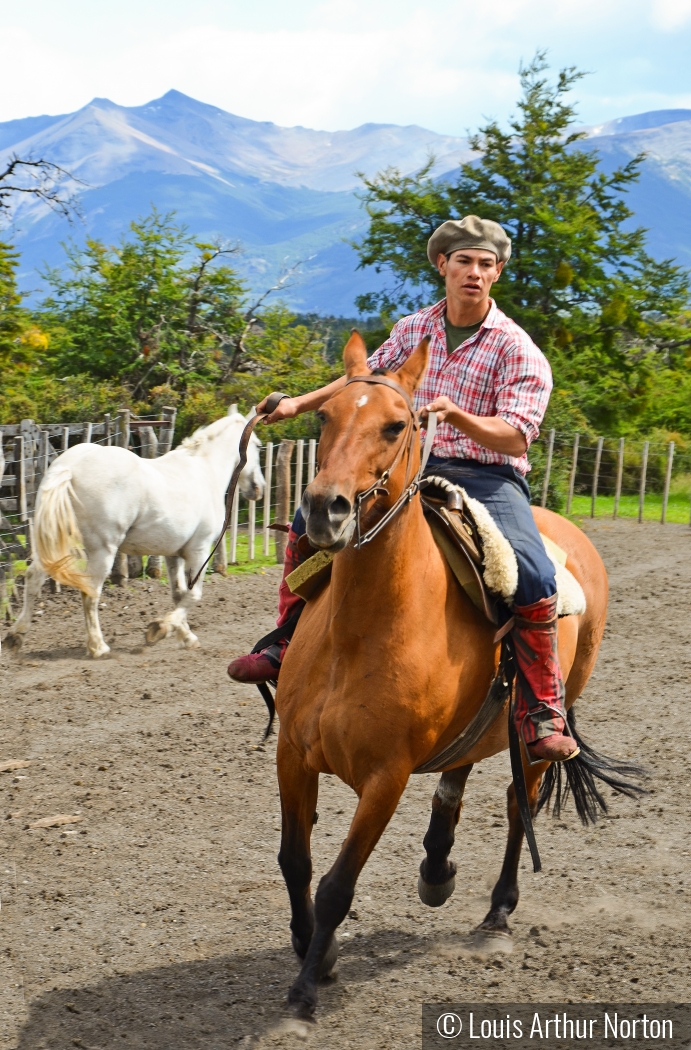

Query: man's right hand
<box><xmin>257</xmin><ymin>394</ymin><xmax>300</xmax><ymax>425</ymax></box>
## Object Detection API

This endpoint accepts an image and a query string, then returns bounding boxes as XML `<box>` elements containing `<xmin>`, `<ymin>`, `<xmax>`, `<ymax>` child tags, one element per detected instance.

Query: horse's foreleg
<box><xmin>477</xmin><ymin>761</ymin><xmax>546</xmax><ymax>936</ymax></box>
<box><xmin>3</xmin><ymin>560</ymin><xmax>47</xmax><ymax>651</ymax></box>
<box><xmin>276</xmin><ymin>734</ymin><xmax>319</xmax><ymax>962</ymax></box>
<box><xmin>287</xmin><ymin>772</ymin><xmax>407</xmax><ymax>1019</ymax></box>
<box><xmin>418</xmin><ymin>763</ymin><xmax>473</xmax><ymax>908</ymax></box>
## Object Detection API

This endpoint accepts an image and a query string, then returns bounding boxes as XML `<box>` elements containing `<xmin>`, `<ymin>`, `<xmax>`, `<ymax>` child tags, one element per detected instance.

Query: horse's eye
<box><xmin>384</xmin><ymin>421</ymin><xmax>406</xmax><ymax>437</ymax></box>
<box><xmin>316</xmin><ymin>411</ymin><xmax>327</xmax><ymax>424</ymax></box>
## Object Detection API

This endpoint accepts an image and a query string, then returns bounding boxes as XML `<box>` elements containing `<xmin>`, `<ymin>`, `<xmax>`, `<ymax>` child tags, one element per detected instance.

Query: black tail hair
<box><xmin>537</xmin><ymin>707</ymin><xmax>648</xmax><ymax>825</ymax></box>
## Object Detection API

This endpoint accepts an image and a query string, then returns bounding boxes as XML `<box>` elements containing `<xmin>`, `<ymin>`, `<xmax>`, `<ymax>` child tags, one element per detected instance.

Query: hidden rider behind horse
<box><xmin>232</xmin><ymin>216</ymin><xmax>579</xmax><ymax>765</ymax></box>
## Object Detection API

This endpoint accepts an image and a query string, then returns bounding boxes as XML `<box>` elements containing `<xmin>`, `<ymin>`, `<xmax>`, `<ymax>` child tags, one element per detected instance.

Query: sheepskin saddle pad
<box><xmin>421</xmin><ymin>475</ymin><xmax>586</xmax><ymax>619</ymax></box>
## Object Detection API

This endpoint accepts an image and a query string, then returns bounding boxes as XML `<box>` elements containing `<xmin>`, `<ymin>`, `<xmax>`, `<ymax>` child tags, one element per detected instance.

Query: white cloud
<box><xmin>652</xmin><ymin>0</ymin><xmax>691</xmax><ymax>28</ymax></box>
<box><xmin>1</xmin><ymin>0</ymin><xmax>691</xmax><ymax>132</ymax></box>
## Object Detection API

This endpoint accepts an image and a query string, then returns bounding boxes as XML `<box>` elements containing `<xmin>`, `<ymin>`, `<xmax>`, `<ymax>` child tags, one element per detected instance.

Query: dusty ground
<box><xmin>1</xmin><ymin>519</ymin><xmax>690</xmax><ymax>1050</ymax></box>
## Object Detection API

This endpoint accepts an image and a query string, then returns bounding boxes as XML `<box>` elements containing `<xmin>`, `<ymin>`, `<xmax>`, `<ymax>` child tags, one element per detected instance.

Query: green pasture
<box><xmin>569</xmin><ymin>483</ymin><xmax>691</xmax><ymax>525</ymax></box>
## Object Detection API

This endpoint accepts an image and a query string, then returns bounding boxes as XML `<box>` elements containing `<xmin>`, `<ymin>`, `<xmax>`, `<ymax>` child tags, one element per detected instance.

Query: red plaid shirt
<box><xmin>367</xmin><ymin>297</ymin><xmax>552</xmax><ymax>476</ymax></box>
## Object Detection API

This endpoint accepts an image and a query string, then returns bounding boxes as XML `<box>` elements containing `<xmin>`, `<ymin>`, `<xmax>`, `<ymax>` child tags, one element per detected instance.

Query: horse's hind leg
<box><xmin>146</xmin><ymin>555</ymin><xmax>200</xmax><ymax>649</ymax></box>
<box><xmin>418</xmin><ymin>763</ymin><xmax>473</xmax><ymax>908</ymax></box>
<box><xmin>3</xmin><ymin>560</ymin><xmax>47</xmax><ymax>651</ymax></box>
<box><xmin>81</xmin><ymin>546</ymin><xmax>115</xmax><ymax>658</ymax></box>
<box><xmin>276</xmin><ymin>733</ymin><xmax>320</xmax><ymax>962</ymax></box>
<box><xmin>287</xmin><ymin>772</ymin><xmax>407</xmax><ymax>1018</ymax></box>
<box><xmin>477</xmin><ymin>762</ymin><xmax>546</xmax><ymax>937</ymax></box>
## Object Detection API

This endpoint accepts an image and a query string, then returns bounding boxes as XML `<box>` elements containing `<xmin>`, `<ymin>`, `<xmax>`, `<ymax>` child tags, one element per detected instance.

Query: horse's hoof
<box><xmin>473</xmin><ymin>922</ymin><xmax>514</xmax><ymax>952</ymax></box>
<box><xmin>318</xmin><ymin>935</ymin><xmax>339</xmax><ymax>979</ymax></box>
<box><xmin>145</xmin><ymin>621</ymin><xmax>168</xmax><ymax>645</ymax></box>
<box><xmin>88</xmin><ymin>644</ymin><xmax>111</xmax><ymax>659</ymax></box>
<box><xmin>2</xmin><ymin>632</ymin><xmax>23</xmax><ymax>651</ymax></box>
<box><xmin>184</xmin><ymin>635</ymin><xmax>200</xmax><ymax>650</ymax></box>
<box><xmin>418</xmin><ymin>873</ymin><xmax>456</xmax><ymax>908</ymax></box>
<box><xmin>287</xmin><ymin>982</ymin><xmax>317</xmax><ymax>1018</ymax></box>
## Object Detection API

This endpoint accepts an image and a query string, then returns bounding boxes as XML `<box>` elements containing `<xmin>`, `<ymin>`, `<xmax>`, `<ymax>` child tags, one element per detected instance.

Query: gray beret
<box><xmin>427</xmin><ymin>215</ymin><xmax>512</xmax><ymax>266</ymax></box>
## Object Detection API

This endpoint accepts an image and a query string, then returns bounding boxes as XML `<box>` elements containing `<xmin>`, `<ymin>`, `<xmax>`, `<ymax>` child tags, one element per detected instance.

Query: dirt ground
<box><xmin>1</xmin><ymin>519</ymin><xmax>690</xmax><ymax>1050</ymax></box>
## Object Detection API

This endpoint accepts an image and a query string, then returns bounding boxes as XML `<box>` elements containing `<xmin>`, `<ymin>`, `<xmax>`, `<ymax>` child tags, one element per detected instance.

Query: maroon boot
<box><xmin>511</xmin><ymin>594</ymin><xmax>580</xmax><ymax>763</ymax></box>
<box><xmin>227</xmin><ymin>526</ymin><xmax>306</xmax><ymax>684</ymax></box>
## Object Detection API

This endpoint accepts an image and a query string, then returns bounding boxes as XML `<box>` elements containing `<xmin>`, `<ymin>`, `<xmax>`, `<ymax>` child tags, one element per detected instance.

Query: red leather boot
<box><xmin>511</xmin><ymin>594</ymin><xmax>580</xmax><ymax>763</ymax></box>
<box><xmin>227</xmin><ymin>528</ymin><xmax>306</xmax><ymax>684</ymax></box>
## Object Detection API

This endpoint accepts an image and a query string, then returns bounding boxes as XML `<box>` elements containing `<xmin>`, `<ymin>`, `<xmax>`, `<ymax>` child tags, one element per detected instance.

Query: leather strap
<box><xmin>345</xmin><ymin>374</ymin><xmax>415</xmax><ymax>413</ymax></box>
<box><xmin>188</xmin><ymin>392</ymin><xmax>290</xmax><ymax>588</ymax></box>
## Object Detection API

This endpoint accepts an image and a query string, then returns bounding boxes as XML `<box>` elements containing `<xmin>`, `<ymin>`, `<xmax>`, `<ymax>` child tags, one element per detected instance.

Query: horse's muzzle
<box><xmin>302</xmin><ymin>487</ymin><xmax>355</xmax><ymax>551</ymax></box>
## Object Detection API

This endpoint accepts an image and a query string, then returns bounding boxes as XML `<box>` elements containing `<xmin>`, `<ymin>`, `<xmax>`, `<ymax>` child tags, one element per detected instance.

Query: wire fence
<box><xmin>3</xmin><ymin>412</ymin><xmax>690</xmax><ymax>622</ymax></box>
<box><xmin>533</xmin><ymin>430</ymin><xmax>691</xmax><ymax>525</ymax></box>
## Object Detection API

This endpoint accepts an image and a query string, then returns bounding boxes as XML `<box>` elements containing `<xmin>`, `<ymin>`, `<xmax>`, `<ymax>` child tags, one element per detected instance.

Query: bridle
<box><xmin>189</xmin><ymin>379</ymin><xmax>436</xmax><ymax>587</ymax></box>
<box><xmin>343</xmin><ymin>374</ymin><xmax>437</xmax><ymax>549</ymax></box>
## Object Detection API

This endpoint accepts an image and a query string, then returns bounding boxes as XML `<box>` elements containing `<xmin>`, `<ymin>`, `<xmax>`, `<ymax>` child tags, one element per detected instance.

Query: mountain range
<box><xmin>2</xmin><ymin>91</ymin><xmax>691</xmax><ymax>314</ymax></box>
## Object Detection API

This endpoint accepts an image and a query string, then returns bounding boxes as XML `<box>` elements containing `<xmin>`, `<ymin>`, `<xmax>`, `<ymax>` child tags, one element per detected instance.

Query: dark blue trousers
<box><xmin>290</xmin><ymin>457</ymin><xmax>555</xmax><ymax>608</ymax></box>
<box><xmin>424</xmin><ymin>456</ymin><xmax>556</xmax><ymax>607</ymax></box>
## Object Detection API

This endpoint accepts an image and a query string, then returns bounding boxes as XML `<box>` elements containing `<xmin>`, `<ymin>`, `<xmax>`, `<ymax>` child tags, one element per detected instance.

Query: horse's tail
<box><xmin>537</xmin><ymin>706</ymin><xmax>648</xmax><ymax>825</ymax></box>
<box><xmin>34</xmin><ymin>462</ymin><xmax>95</xmax><ymax>596</ymax></box>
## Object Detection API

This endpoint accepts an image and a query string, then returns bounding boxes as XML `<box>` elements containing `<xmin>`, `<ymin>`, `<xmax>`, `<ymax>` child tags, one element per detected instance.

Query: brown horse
<box><xmin>274</xmin><ymin>333</ymin><xmax>625</xmax><ymax>1018</ymax></box>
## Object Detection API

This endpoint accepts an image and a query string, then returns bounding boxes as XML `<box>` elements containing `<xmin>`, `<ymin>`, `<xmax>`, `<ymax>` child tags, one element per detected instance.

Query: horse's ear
<box><xmin>395</xmin><ymin>337</ymin><xmax>429</xmax><ymax>392</ymax></box>
<box><xmin>343</xmin><ymin>330</ymin><xmax>369</xmax><ymax>378</ymax></box>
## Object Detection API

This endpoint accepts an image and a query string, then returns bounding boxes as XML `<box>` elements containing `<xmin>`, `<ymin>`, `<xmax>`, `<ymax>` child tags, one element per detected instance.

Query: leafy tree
<box><xmin>354</xmin><ymin>53</ymin><xmax>691</xmax><ymax>432</ymax></box>
<box><xmin>39</xmin><ymin>211</ymin><xmax>248</xmax><ymax>399</ymax></box>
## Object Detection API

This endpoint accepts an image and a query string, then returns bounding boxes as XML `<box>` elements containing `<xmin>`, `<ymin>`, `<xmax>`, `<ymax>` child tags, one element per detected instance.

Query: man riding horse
<box><xmin>229</xmin><ymin>215</ymin><xmax>578</xmax><ymax>765</ymax></box>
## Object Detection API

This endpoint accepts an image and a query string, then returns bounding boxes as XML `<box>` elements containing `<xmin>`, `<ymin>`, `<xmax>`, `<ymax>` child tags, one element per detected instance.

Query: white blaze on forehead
<box><xmin>355</xmin><ymin>395</ymin><xmax>368</xmax><ymax>408</ymax></box>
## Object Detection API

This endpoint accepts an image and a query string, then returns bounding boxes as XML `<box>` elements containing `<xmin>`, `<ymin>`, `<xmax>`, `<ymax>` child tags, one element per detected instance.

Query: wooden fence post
<box><xmin>229</xmin><ymin>488</ymin><xmax>240</xmax><ymax>565</ymax></box>
<box><xmin>661</xmin><ymin>441</ymin><xmax>675</xmax><ymax>524</ymax></box>
<box><xmin>566</xmin><ymin>433</ymin><xmax>579</xmax><ymax>515</ymax></box>
<box><xmin>294</xmin><ymin>439</ymin><xmax>304</xmax><ymax>514</ymax></box>
<box><xmin>14</xmin><ymin>436</ymin><xmax>27</xmax><ymax>520</ymax></box>
<box><xmin>307</xmin><ymin>439</ymin><xmax>317</xmax><ymax>485</ymax></box>
<box><xmin>263</xmin><ymin>442</ymin><xmax>273</xmax><ymax>557</ymax></box>
<box><xmin>158</xmin><ymin>407</ymin><xmax>176</xmax><ymax>454</ymax></box>
<box><xmin>540</xmin><ymin>429</ymin><xmax>555</xmax><ymax>509</ymax></box>
<box><xmin>83</xmin><ymin>421</ymin><xmax>93</xmax><ymax>443</ymax></box>
<box><xmin>104</xmin><ymin>413</ymin><xmax>111</xmax><ymax>446</ymax></box>
<box><xmin>116</xmin><ymin>408</ymin><xmax>130</xmax><ymax>449</ymax></box>
<box><xmin>591</xmin><ymin>436</ymin><xmax>604</xmax><ymax>518</ymax></box>
<box><xmin>275</xmin><ymin>440</ymin><xmax>295</xmax><ymax>564</ymax></box>
<box><xmin>638</xmin><ymin>441</ymin><xmax>649</xmax><ymax>524</ymax></box>
<box><xmin>613</xmin><ymin>438</ymin><xmax>625</xmax><ymax>519</ymax></box>
<box><xmin>38</xmin><ymin>430</ymin><xmax>49</xmax><ymax>488</ymax></box>
<box><xmin>62</xmin><ymin>426</ymin><xmax>70</xmax><ymax>454</ymax></box>
<box><xmin>248</xmin><ymin>499</ymin><xmax>256</xmax><ymax>561</ymax></box>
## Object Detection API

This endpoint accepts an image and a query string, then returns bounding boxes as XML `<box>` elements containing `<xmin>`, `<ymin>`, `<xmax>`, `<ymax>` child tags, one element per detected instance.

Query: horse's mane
<box><xmin>180</xmin><ymin>412</ymin><xmax>247</xmax><ymax>453</ymax></box>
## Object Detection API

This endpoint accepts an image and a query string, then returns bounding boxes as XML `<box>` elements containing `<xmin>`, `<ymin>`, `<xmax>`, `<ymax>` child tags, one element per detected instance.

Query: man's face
<box><xmin>437</xmin><ymin>249</ymin><xmax>503</xmax><ymax>304</ymax></box>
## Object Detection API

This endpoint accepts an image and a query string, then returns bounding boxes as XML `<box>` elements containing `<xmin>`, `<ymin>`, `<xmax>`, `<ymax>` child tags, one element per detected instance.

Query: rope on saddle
<box><xmin>188</xmin><ymin>392</ymin><xmax>290</xmax><ymax>589</ymax></box>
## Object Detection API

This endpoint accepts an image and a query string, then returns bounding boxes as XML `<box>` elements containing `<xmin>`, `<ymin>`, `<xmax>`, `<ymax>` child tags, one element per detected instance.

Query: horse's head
<box><xmin>239</xmin><ymin>429</ymin><xmax>265</xmax><ymax>502</ymax></box>
<box><xmin>302</xmin><ymin>332</ymin><xmax>429</xmax><ymax>550</ymax></box>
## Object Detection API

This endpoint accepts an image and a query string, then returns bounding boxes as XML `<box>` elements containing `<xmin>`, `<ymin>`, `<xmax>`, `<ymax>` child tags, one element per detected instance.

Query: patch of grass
<box><xmin>219</xmin><ymin>533</ymin><xmax>279</xmax><ymax>575</ymax></box>
<box><xmin>569</xmin><ymin>491</ymin><xmax>691</xmax><ymax>524</ymax></box>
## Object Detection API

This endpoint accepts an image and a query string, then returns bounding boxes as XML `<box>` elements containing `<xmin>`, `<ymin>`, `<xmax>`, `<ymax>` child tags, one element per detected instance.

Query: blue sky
<box><xmin>4</xmin><ymin>0</ymin><xmax>691</xmax><ymax>134</ymax></box>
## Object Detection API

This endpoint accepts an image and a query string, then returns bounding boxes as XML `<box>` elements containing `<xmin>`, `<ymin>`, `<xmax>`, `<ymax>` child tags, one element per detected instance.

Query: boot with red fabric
<box><xmin>511</xmin><ymin>594</ymin><xmax>580</xmax><ymax>763</ymax></box>
<box><xmin>227</xmin><ymin>526</ymin><xmax>306</xmax><ymax>684</ymax></box>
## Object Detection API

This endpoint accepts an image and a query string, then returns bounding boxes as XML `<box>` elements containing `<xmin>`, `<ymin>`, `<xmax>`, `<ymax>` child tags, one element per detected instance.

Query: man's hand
<box><xmin>256</xmin><ymin>394</ymin><xmax>300</xmax><ymax>425</ymax></box>
<box><xmin>420</xmin><ymin>396</ymin><xmax>457</xmax><ymax>423</ymax></box>
<box><xmin>420</xmin><ymin>396</ymin><xmax>527</xmax><ymax>457</ymax></box>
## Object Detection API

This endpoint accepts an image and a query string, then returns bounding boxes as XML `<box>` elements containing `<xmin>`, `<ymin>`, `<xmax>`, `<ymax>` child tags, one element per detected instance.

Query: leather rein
<box><xmin>344</xmin><ymin>374</ymin><xmax>437</xmax><ymax>549</ymax></box>
<box><xmin>187</xmin><ymin>391</ymin><xmax>290</xmax><ymax>589</ymax></box>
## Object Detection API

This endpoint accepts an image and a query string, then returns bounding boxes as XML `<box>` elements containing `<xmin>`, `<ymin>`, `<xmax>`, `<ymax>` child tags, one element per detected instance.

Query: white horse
<box><xmin>3</xmin><ymin>411</ymin><xmax>264</xmax><ymax>658</ymax></box>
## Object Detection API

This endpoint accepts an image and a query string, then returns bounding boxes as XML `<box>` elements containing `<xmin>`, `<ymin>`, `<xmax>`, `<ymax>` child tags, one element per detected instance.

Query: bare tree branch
<box><xmin>0</xmin><ymin>155</ymin><xmax>86</xmax><ymax>223</ymax></box>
